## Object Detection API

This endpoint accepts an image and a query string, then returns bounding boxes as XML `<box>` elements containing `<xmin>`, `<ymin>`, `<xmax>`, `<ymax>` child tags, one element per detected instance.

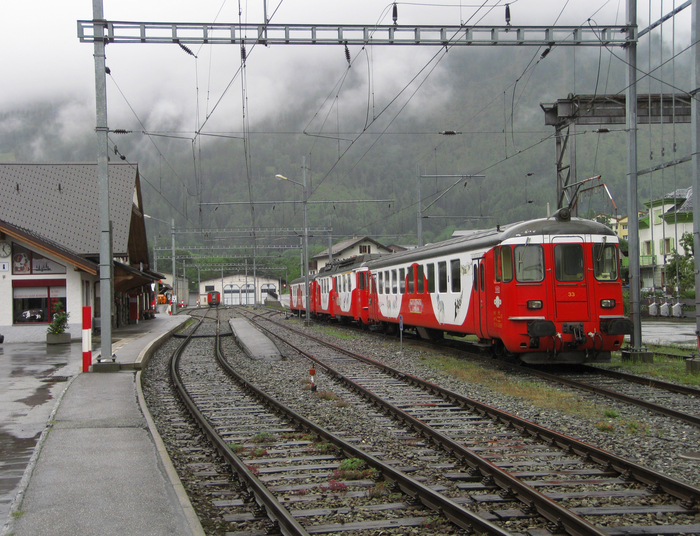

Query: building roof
<box><xmin>676</xmin><ymin>186</ymin><xmax>694</xmax><ymax>214</ymax></box>
<box><xmin>0</xmin><ymin>219</ymin><xmax>98</xmax><ymax>275</ymax></box>
<box><xmin>312</xmin><ymin>236</ymin><xmax>391</xmax><ymax>260</ymax></box>
<box><xmin>0</xmin><ymin>162</ymin><xmax>140</xmax><ymax>257</ymax></box>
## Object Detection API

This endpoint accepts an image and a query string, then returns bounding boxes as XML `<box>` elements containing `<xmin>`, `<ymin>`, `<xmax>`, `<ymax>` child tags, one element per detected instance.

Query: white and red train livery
<box><xmin>290</xmin><ymin>209</ymin><xmax>633</xmax><ymax>364</ymax></box>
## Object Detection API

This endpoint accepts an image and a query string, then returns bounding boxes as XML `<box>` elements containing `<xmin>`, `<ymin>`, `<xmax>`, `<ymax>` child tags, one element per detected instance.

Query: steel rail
<box><xmin>214</xmin><ymin>320</ymin><xmax>513</xmax><ymax>536</ymax></box>
<box><xmin>250</xmin><ymin>317</ymin><xmax>610</xmax><ymax>536</ymax></box>
<box><xmin>253</xmin><ymin>314</ymin><xmax>700</xmax><ymax>513</ymax></box>
<box><xmin>580</xmin><ymin>363</ymin><xmax>700</xmax><ymax>397</ymax></box>
<box><xmin>169</xmin><ymin>312</ymin><xmax>311</xmax><ymax>536</ymax></box>
<box><xmin>511</xmin><ymin>364</ymin><xmax>700</xmax><ymax>428</ymax></box>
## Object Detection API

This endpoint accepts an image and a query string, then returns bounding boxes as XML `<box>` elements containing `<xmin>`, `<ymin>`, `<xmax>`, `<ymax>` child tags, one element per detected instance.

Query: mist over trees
<box><xmin>0</xmin><ymin>42</ymin><xmax>693</xmax><ymax>285</ymax></box>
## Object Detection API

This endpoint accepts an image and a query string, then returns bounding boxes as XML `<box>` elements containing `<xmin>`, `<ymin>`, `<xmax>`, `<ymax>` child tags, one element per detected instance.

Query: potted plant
<box><xmin>46</xmin><ymin>302</ymin><xmax>70</xmax><ymax>344</ymax></box>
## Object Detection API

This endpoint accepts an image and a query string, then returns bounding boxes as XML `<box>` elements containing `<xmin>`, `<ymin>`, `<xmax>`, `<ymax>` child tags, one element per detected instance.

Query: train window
<box><xmin>358</xmin><ymin>273</ymin><xmax>365</xmax><ymax>290</ymax></box>
<box><xmin>555</xmin><ymin>244</ymin><xmax>584</xmax><ymax>282</ymax></box>
<box><xmin>391</xmin><ymin>270</ymin><xmax>397</xmax><ymax>294</ymax></box>
<box><xmin>385</xmin><ymin>271</ymin><xmax>390</xmax><ymax>294</ymax></box>
<box><xmin>438</xmin><ymin>261</ymin><xmax>447</xmax><ymax>293</ymax></box>
<box><xmin>480</xmin><ymin>262</ymin><xmax>485</xmax><ymax>291</ymax></box>
<box><xmin>514</xmin><ymin>244</ymin><xmax>545</xmax><ymax>282</ymax></box>
<box><xmin>501</xmin><ymin>246</ymin><xmax>513</xmax><ymax>282</ymax></box>
<box><xmin>378</xmin><ymin>272</ymin><xmax>384</xmax><ymax>294</ymax></box>
<box><xmin>417</xmin><ymin>265</ymin><xmax>425</xmax><ymax>293</ymax></box>
<box><xmin>593</xmin><ymin>243</ymin><xmax>619</xmax><ymax>281</ymax></box>
<box><xmin>451</xmin><ymin>259</ymin><xmax>461</xmax><ymax>293</ymax></box>
<box><xmin>408</xmin><ymin>266</ymin><xmax>414</xmax><ymax>293</ymax></box>
<box><xmin>495</xmin><ymin>247</ymin><xmax>501</xmax><ymax>282</ymax></box>
<box><xmin>399</xmin><ymin>268</ymin><xmax>405</xmax><ymax>294</ymax></box>
<box><xmin>427</xmin><ymin>263</ymin><xmax>435</xmax><ymax>293</ymax></box>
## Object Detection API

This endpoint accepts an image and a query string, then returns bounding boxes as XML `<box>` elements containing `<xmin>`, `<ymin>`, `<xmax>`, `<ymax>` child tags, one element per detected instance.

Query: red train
<box><xmin>289</xmin><ymin>208</ymin><xmax>633</xmax><ymax>364</ymax></box>
<box><xmin>208</xmin><ymin>291</ymin><xmax>221</xmax><ymax>307</ymax></box>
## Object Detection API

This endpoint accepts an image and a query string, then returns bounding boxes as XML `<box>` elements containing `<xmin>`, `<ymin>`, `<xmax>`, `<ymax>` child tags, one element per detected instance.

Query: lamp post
<box><xmin>275</xmin><ymin>156</ymin><xmax>310</xmax><ymax>325</ymax></box>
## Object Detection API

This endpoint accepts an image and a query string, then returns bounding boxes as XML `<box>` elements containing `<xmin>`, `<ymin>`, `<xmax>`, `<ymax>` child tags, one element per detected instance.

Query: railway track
<box><xmin>512</xmin><ymin>364</ymin><xmax>700</xmax><ymax>430</ymax></box>
<box><xmin>245</xmin><ymin>309</ymin><xmax>700</xmax><ymax>536</ymax></box>
<box><xmin>152</xmin><ymin>307</ymin><xmax>528</xmax><ymax>535</ymax></box>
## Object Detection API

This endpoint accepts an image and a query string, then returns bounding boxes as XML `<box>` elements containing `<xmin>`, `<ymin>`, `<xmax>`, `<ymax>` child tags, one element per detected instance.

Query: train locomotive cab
<box><xmin>488</xmin><ymin>209</ymin><xmax>632</xmax><ymax>364</ymax></box>
<box><xmin>207</xmin><ymin>291</ymin><xmax>221</xmax><ymax>307</ymax></box>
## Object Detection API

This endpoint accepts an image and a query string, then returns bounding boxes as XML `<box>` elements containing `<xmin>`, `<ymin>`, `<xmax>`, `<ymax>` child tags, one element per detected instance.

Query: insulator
<box><xmin>178</xmin><ymin>43</ymin><xmax>196</xmax><ymax>57</ymax></box>
<box><xmin>540</xmin><ymin>47</ymin><xmax>551</xmax><ymax>59</ymax></box>
<box><xmin>392</xmin><ymin>3</ymin><xmax>398</xmax><ymax>24</ymax></box>
<box><xmin>505</xmin><ymin>4</ymin><xmax>511</xmax><ymax>25</ymax></box>
<box><xmin>241</xmin><ymin>44</ymin><xmax>246</xmax><ymax>62</ymax></box>
<box><xmin>344</xmin><ymin>43</ymin><xmax>351</xmax><ymax>65</ymax></box>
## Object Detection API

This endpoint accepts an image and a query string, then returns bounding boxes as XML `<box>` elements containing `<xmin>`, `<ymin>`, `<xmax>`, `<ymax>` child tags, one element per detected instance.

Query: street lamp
<box><xmin>275</xmin><ymin>156</ymin><xmax>310</xmax><ymax>325</ymax></box>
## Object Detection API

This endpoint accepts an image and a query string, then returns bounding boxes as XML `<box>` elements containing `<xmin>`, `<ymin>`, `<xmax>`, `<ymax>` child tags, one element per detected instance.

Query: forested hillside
<box><xmin>0</xmin><ymin>41</ymin><xmax>693</xmax><ymax>285</ymax></box>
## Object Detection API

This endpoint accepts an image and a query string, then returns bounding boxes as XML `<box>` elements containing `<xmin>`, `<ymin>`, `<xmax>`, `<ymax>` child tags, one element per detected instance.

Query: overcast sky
<box><xmin>0</xmin><ymin>1</ymin><xmax>691</xmax><ymax>144</ymax></box>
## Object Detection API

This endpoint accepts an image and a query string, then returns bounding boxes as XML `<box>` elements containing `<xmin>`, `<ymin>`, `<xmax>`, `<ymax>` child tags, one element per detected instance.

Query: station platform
<box><xmin>0</xmin><ymin>313</ymin><xmax>204</xmax><ymax>536</ymax></box>
<box><xmin>230</xmin><ymin>317</ymin><xmax>282</xmax><ymax>360</ymax></box>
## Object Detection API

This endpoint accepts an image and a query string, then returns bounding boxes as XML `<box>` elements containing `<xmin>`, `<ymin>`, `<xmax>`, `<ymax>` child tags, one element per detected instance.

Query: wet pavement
<box><xmin>0</xmin><ymin>342</ymin><xmax>81</xmax><ymax>523</ymax></box>
<box><xmin>638</xmin><ymin>319</ymin><xmax>700</xmax><ymax>348</ymax></box>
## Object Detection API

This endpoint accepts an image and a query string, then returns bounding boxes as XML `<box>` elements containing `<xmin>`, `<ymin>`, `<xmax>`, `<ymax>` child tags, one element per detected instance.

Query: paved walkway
<box><xmin>0</xmin><ymin>314</ymin><xmax>203</xmax><ymax>536</ymax></box>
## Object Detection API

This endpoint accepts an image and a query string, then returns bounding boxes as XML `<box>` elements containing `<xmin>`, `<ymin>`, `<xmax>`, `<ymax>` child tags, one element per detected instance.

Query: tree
<box><xmin>665</xmin><ymin>232</ymin><xmax>695</xmax><ymax>296</ymax></box>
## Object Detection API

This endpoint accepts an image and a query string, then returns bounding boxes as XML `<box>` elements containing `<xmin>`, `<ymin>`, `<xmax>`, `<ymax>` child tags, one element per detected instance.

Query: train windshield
<box><xmin>514</xmin><ymin>243</ymin><xmax>544</xmax><ymax>282</ymax></box>
<box><xmin>554</xmin><ymin>244</ymin><xmax>584</xmax><ymax>282</ymax></box>
<box><xmin>593</xmin><ymin>243</ymin><xmax>619</xmax><ymax>281</ymax></box>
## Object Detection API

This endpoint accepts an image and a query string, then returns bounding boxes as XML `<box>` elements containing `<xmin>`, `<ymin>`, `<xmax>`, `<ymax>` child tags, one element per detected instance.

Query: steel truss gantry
<box><xmin>77</xmin><ymin>21</ymin><xmax>632</xmax><ymax>48</ymax></box>
<box><xmin>541</xmin><ymin>94</ymin><xmax>692</xmax><ymax>210</ymax></box>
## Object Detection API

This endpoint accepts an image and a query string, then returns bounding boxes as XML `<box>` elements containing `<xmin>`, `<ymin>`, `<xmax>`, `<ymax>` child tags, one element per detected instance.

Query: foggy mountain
<box><xmin>0</xmin><ymin>40</ymin><xmax>693</xmax><ymax>281</ymax></box>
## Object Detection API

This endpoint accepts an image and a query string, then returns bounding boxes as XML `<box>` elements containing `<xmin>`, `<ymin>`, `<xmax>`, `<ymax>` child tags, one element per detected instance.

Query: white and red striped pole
<box><xmin>82</xmin><ymin>306</ymin><xmax>92</xmax><ymax>372</ymax></box>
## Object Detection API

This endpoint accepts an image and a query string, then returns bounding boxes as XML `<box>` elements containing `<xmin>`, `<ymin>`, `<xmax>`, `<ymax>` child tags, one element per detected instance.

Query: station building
<box><xmin>0</xmin><ymin>162</ymin><xmax>160</xmax><ymax>343</ymax></box>
<box><xmin>199</xmin><ymin>274</ymin><xmax>281</xmax><ymax>306</ymax></box>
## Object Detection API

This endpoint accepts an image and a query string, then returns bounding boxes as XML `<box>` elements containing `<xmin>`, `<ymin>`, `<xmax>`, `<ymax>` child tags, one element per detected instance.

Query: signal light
<box><xmin>600</xmin><ymin>299</ymin><xmax>616</xmax><ymax>308</ymax></box>
<box><xmin>527</xmin><ymin>300</ymin><xmax>543</xmax><ymax>309</ymax></box>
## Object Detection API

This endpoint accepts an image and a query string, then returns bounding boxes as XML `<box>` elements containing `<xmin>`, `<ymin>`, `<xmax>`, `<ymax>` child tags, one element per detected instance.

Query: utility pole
<box><xmin>171</xmin><ymin>218</ymin><xmax>176</xmax><ymax>314</ymax></box>
<box><xmin>693</xmin><ymin>0</ymin><xmax>700</xmax><ymax>345</ymax></box>
<box><xmin>92</xmin><ymin>0</ymin><xmax>113</xmax><ymax>363</ymax></box>
<box><xmin>626</xmin><ymin>0</ymin><xmax>642</xmax><ymax>350</ymax></box>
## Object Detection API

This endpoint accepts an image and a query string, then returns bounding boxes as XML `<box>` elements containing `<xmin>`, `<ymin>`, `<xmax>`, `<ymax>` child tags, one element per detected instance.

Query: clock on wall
<box><xmin>0</xmin><ymin>241</ymin><xmax>10</xmax><ymax>258</ymax></box>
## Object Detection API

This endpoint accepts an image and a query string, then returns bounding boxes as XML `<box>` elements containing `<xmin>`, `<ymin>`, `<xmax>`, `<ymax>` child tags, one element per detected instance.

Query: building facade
<box><xmin>311</xmin><ymin>236</ymin><xmax>392</xmax><ymax>274</ymax></box>
<box><xmin>199</xmin><ymin>274</ymin><xmax>281</xmax><ymax>306</ymax></box>
<box><xmin>637</xmin><ymin>187</ymin><xmax>693</xmax><ymax>291</ymax></box>
<box><xmin>0</xmin><ymin>163</ymin><xmax>160</xmax><ymax>342</ymax></box>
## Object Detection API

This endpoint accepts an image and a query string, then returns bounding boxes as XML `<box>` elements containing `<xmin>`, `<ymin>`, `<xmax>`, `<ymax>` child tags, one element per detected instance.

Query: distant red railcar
<box><xmin>208</xmin><ymin>291</ymin><xmax>220</xmax><ymax>307</ymax></box>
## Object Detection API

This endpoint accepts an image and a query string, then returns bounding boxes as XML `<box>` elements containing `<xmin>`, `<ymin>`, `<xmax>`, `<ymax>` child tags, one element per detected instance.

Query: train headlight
<box><xmin>600</xmin><ymin>299</ymin><xmax>616</xmax><ymax>308</ymax></box>
<box><xmin>527</xmin><ymin>300</ymin><xmax>543</xmax><ymax>310</ymax></box>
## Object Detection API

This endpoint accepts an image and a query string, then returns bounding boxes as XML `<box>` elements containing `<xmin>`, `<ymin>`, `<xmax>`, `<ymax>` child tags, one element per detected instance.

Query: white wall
<box><xmin>0</xmin><ymin>240</ymin><xmax>97</xmax><ymax>343</ymax></box>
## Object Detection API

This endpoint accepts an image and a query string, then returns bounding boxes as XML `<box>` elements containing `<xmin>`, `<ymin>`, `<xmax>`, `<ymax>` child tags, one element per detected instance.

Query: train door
<box><xmin>368</xmin><ymin>272</ymin><xmax>379</xmax><ymax>321</ymax></box>
<box><xmin>473</xmin><ymin>257</ymin><xmax>487</xmax><ymax>339</ymax></box>
<box><xmin>355</xmin><ymin>271</ymin><xmax>364</xmax><ymax>321</ymax></box>
<box><xmin>551</xmin><ymin>237</ymin><xmax>590</xmax><ymax>322</ymax></box>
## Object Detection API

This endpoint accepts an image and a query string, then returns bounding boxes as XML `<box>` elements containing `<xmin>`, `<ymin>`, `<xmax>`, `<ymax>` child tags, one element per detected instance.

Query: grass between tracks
<box><xmin>599</xmin><ymin>348</ymin><xmax>700</xmax><ymax>387</ymax></box>
<box><xmin>419</xmin><ymin>353</ymin><xmax>652</xmax><ymax>434</ymax></box>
